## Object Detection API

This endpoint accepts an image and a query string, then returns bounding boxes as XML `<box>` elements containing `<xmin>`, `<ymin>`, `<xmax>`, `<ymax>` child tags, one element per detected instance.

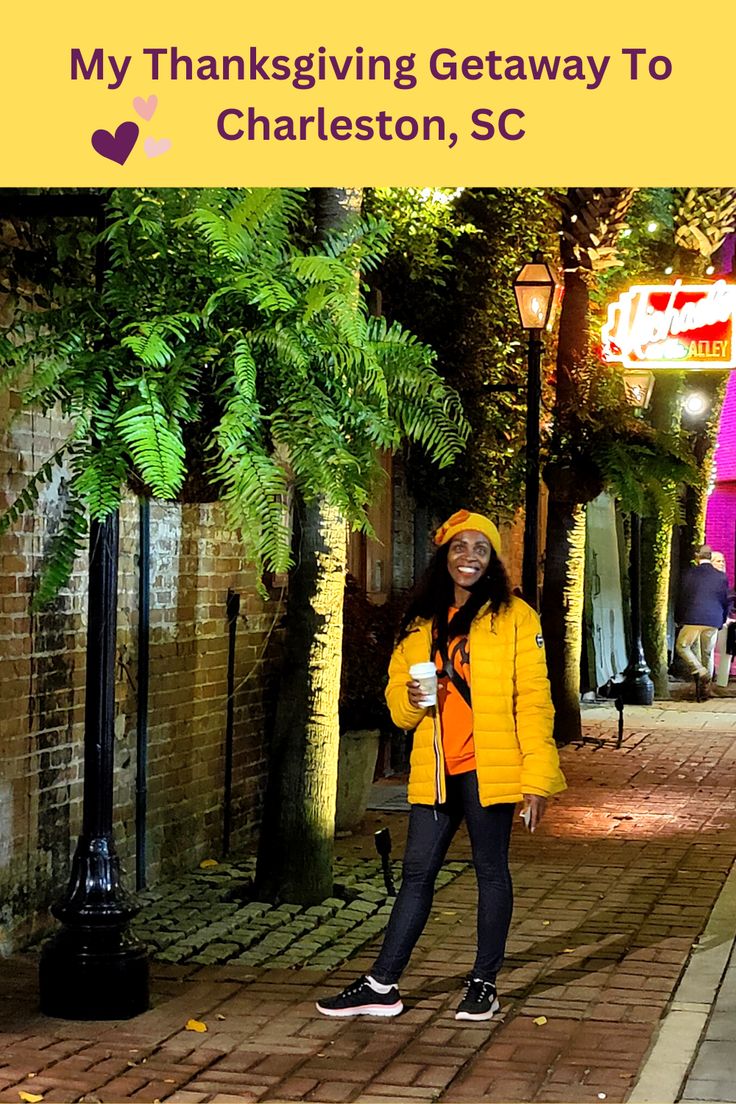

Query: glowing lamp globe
<box><xmin>512</xmin><ymin>252</ymin><xmax>559</xmax><ymax>331</ymax></box>
<box><xmin>683</xmin><ymin>391</ymin><xmax>709</xmax><ymax>417</ymax></box>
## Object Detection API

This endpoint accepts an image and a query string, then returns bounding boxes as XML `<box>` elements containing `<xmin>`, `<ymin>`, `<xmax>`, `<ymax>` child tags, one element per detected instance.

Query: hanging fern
<box><xmin>115</xmin><ymin>377</ymin><xmax>187</xmax><ymax>498</ymax></box>
<box><xmin>2</xmin><ymin>186</ymin><xmax>470</xmax><ymax>606</ymax></box>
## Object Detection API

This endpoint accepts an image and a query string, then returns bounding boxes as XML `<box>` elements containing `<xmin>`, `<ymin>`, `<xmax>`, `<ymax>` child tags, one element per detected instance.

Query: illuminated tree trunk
<box><xmin>541</xmin><ymin>489</ymin><xmax>587</xmax><ymax>743</ymax></box>
<box><xmin>640</xmin><ymin>375</ymin><xmax>683</xmax><ymax>698</ymax></box>
<box><xmin>541</xmin><ymin>190</ymin><xmax>634</xmax><ymax>736</ymax></box>
<box><xmin>254</xmin><ymin>187</ymin><xmax>361</xmax><ymax>903</ymax></box>
<box><xmin>255</xmin><ymin>494</ymin><xmax>347</xmax><ymax>903</ymax></box>
<box><xmin>641</xmin><ymin>512</ymin><xmax>673</xmax><ymax>698</ymax></box>
<box><xmin>541</xmin><ymin>256</ymin><xmax>601</xmax><ymax>744</ymax></box>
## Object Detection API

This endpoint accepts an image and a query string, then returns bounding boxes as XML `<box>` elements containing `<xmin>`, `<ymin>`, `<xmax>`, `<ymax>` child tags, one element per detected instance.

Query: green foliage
<box><xmin>593</xmin><ymin>188</ymin><xmax>675</xmax><ymax>297</ymax></box>
<box><xmin>366</xmin><ymin>187</ymin><xmax>558</xmax><ymax>519</ymax></box>
<box><xmin>115</xmin><ymin>375</ymin><xmax>188</xmax><ymax>499</ymax></box>
<box><xmin>595</xmin><ymin>434</ymin><xmax>693</xmax><ymax>523</ymax></box>
<box><xmin>554</xmin><ymin>187</ymin><xmax>721</xmax><ymax>522</ymax></box>
<box><xmin>1</xmin><ymin>187</ymin><xmax>468</xmax><ymax>604</ymax></box>
<box><xmin>364</xmin><ymin>188</ymin><xmax>478</xmax><ymax>285</ymax></box>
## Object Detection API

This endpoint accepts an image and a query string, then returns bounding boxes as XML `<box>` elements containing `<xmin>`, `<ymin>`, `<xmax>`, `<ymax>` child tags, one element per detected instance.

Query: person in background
<box><xmin>315</xmin><ymin>510</ymin><xmax>566</xmax><ymax>1023</ymax></box>
<box><xmin>711</xmin><ymin>551</ymin><xmax>736</xmax><ymax>687</ymax></box>
<box><xmin>675</xmin><ymin>544</ymin><xmax>730</xmax><ymax>697</ymax></box>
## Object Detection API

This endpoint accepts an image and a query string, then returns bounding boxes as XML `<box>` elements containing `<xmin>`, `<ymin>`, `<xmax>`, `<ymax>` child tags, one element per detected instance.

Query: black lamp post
<box><xmin>512</xmin><ymin>252</ymin><xmax>559</xmax><ymax>608</ymax></box>
<box><xmin>620</xmin><ymin>370</ymin><xmax>656</xmax><ymax>706</ymax></box>
<box><xmin>39</xmin><ymin>516</ymin><xmax>149</xmax><ymax>1018</ymax></box>
<box><xmin>0</xmin><ymin>192</ymin><xmax>151</xmax><ymax>1019</ymax></box>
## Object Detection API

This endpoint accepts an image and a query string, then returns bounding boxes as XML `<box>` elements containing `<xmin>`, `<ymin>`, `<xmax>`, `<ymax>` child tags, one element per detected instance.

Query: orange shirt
<box><xmin>435</xmin><ymin>608</ymin><xmax>475</xmax><ymax>775</ymax></box>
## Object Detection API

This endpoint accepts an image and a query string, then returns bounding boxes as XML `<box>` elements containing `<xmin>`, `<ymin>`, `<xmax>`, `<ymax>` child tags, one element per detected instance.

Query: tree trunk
<box><xmin>541</xmin><ymin>490</ymin><xmax>587</xmax><ymax>743</ymax></box>
<box><xmin>255</xmin><ymin>494</ymin><xmax>347</xmax><ymax>902</ymax></box>
<box><xmin>640</xmin><ymin>513</ymin><xmax>673</xmax><ymax>698</ymax></box>
<box><xmin>541</xmin><ymin>262</ymin><xmax>598</xmax><ymax>744</ymax></box>
<box><xmin>254</xmin><ymin>187</ymin><xmax>361</xmax><ymax>903</ymax></box>
<box><xmin>640</xmin><ymin>375</ymin><xmax>684</xmax><ymax>698</ymax></box>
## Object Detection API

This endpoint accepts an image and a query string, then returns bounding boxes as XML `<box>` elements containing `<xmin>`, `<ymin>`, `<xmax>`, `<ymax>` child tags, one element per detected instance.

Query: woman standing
<box><xmin>316</xmin><ymin>510</ymin><xmax>566</xmax><ymax>1022</ymax></box>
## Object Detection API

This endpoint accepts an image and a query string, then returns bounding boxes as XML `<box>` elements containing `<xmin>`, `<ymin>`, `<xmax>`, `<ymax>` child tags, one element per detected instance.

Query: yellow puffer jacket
<box><xmin>385</xmin><ymin>597</ymin><xmax>566</xmax><ymax>806</ymax></box>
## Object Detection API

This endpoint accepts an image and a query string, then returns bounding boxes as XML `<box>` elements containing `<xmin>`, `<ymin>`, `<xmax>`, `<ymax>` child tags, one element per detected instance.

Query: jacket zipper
<box><xmin>432</xmin><ymin>706</ymin><xmax>444</xmax><ymax>810</ymax></box>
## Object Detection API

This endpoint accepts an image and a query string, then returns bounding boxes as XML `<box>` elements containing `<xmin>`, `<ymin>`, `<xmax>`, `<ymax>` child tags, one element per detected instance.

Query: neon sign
<box><xmin>602</xmin><ymin>279</ymin><xmax>736</xmax><ymax>369</ymax></box>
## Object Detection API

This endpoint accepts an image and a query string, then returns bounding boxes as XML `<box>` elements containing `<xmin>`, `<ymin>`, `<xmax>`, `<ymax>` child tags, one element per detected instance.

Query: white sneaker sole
<box><xmin>316</xmin><ymin>1000</ymin><xmax>404</xmax><ymax>1018</ymax></box>
<box><xmin>455</xmin><ymin>997</ymin><xmax>500</xmax><ymax>1021</ymax></box>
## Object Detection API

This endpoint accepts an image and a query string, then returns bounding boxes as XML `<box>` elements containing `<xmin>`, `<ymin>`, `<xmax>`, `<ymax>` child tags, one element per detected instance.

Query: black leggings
<box><xmin>371</xmin><ymin>770</ymin><xmax>515</xmax><ymax>985</ymax></box>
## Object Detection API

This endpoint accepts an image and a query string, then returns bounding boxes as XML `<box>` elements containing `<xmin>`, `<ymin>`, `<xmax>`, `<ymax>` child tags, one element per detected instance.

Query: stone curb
<box><xmin>628</xmin><ymin>854</ymin><xmax>736</xmax><ymax>1103</ymax></box>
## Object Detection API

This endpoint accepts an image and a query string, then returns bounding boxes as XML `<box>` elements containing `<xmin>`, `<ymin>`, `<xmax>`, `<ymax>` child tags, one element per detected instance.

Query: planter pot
<box><xmin>336</xmin><ymin>728</ymin><xmax>380</xmax><ymax>833</ymax></box>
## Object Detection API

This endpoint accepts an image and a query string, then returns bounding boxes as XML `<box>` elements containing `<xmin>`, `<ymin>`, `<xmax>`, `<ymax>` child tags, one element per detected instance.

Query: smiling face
<box><xmin>712</xmin><ymin>551</ymin><xmax>726</xmax><ymax>573</ymax></box>
<box><xmin>446</xmin><ymin>529</ymin><xmax>493</xmax><ymax>603</ymax></box>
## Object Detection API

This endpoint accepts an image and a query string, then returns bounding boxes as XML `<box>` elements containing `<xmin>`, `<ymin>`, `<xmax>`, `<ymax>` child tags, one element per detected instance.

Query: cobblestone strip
<box><xmin>132</xmin><ymin>858</ymin><xmax>469</xmax><ymax>972</ymax></box>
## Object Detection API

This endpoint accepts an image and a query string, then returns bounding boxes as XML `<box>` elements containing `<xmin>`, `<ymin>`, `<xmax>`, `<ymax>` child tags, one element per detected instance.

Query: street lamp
<box><xmin>622</xmin><ymin>369</ymin><xmax>655</xmax><ymax>411</ymax></box>
<box><xmin>0</xmin><ymin>195</ymin><xmax>152</xmax><ymax>1020</ymax></box>
<box><xmin>620</xmin><ymin>370</ymin><xmax>656</xmax><ymax>706</ymax></box>
<box><xmin>513</xmin><ymin>251</ymin><xmax>559</xmax><ymax>608</ymax></box>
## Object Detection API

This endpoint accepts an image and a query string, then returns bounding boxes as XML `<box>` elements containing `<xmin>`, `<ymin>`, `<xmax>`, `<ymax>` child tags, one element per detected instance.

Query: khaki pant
<box><xmin>675</xmin><ymin>625</ymin><xmax>719</xmax><ymax>678</ymax></box>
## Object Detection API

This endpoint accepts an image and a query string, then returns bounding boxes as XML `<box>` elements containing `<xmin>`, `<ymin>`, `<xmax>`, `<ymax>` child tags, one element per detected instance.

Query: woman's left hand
<box><xmin>522</xmin><ymin>794</ymin><xmax>548</xmax><ymax>832</ymax></box>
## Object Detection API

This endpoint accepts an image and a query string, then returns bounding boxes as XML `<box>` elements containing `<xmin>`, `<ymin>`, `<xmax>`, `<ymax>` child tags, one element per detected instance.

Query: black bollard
<box><xmin>374</xmin><ymin>827</ymin><xmax>397</xmax><ymax>897</ymax></box>
<box><xmin>222</xmin><ymin>588</ymin><xmax>241</xmax><ymax>856</ymax></box>
<box><xmin>615</xmin><ymin>695</ymin><xmax>625</xmax><ymax>749</ymax></box>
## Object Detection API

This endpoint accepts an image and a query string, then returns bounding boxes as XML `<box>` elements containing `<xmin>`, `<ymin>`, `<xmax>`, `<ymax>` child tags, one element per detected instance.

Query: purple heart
<box><xmin>91</xmin><ymin>120</ymin><xmax>139</xmax><ymax>165</ymax></box>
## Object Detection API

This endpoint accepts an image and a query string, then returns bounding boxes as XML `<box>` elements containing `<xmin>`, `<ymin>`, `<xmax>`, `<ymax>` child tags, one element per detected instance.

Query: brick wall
<box><xmin>0</xmin><ymin>397</ymin><xmax>284</xmax><ymax>952</ymax></box>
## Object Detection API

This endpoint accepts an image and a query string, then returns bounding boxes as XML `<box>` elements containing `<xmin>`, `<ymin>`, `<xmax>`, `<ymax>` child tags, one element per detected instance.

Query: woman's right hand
<box><xmin>406</xmin><ymin>680</ymin><xmax>426</xmax><ymax>708</ymax></box>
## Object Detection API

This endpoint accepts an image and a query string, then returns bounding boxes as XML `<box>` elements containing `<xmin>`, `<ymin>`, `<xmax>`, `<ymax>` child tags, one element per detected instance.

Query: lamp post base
<box><xmin>620</xmin><ymin>663</ymin><xmax>655</xmax><ymax>706</ymax></box>
<box><xmin>39</xmin><ymin>927</ymin><xmax>149</xmax><ymax>1020</ymax></box>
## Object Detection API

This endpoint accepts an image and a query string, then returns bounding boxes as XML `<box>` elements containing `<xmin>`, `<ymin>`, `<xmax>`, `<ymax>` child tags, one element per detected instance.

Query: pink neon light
<box><xmin>706</xmin><ymin>371</ymin><xmax>736</xmax><ymax>583</ymax></box>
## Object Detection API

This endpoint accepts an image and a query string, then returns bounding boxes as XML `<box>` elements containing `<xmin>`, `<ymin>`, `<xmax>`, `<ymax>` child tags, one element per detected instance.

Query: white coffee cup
<box><xmin>409</xmin><ymin>661</ymin><xmax>438</xmax><ymax>707</ymax></box>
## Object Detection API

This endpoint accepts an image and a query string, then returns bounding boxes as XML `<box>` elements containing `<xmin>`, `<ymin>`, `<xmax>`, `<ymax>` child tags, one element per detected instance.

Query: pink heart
<box><xmin>144</xmin><ymin>136</ymin><xmax>172</xmax><ymax>158</ymax></box>
<box><xmin>91</xmin><ymin>121</ymin><xmax>139</xmax><ymax>165</ymax></box>
<box><xmin>133</xmin><ymin>94</ymin><xmax>158</xmax><ymax>121</ymax></box>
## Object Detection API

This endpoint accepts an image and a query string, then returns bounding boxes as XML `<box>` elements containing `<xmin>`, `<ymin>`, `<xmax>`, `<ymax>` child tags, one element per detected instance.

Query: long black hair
<box><xmin>397</xmin><ymin>542</ymin><xmax>512</xmax><ymax>654</ymax></box>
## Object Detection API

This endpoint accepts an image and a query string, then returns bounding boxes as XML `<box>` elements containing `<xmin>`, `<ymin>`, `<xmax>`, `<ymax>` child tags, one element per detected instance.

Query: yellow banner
<box><xmin>2</xmin><ymin>0</ymin><xmax>734</xmax><ymax>185</ymax></box>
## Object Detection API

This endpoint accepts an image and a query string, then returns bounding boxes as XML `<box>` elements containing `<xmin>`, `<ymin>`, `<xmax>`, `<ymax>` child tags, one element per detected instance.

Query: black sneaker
<box><xmin>315</xmin><ymin>975</ymin><xmax>403</xmax><ymax>1018</ymax></box>
<box><xmin>455</xmin><ymin>977</ymin><xmax>500</xmax><ymax>1021</ymax></box>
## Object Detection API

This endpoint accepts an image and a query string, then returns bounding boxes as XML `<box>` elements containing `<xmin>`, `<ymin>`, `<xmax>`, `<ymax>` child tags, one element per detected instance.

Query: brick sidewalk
<box><xmin>2</xmin><ymin>708</ymin><xmax>736</xmax><ymax>1104</ymax></box>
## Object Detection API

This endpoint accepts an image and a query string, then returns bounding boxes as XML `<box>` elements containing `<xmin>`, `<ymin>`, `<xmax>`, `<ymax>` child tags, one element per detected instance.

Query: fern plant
<box><xmin>1</xmin><ymin>188</ymin><xmax>469</xmax><ymax>606</ymax></box>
